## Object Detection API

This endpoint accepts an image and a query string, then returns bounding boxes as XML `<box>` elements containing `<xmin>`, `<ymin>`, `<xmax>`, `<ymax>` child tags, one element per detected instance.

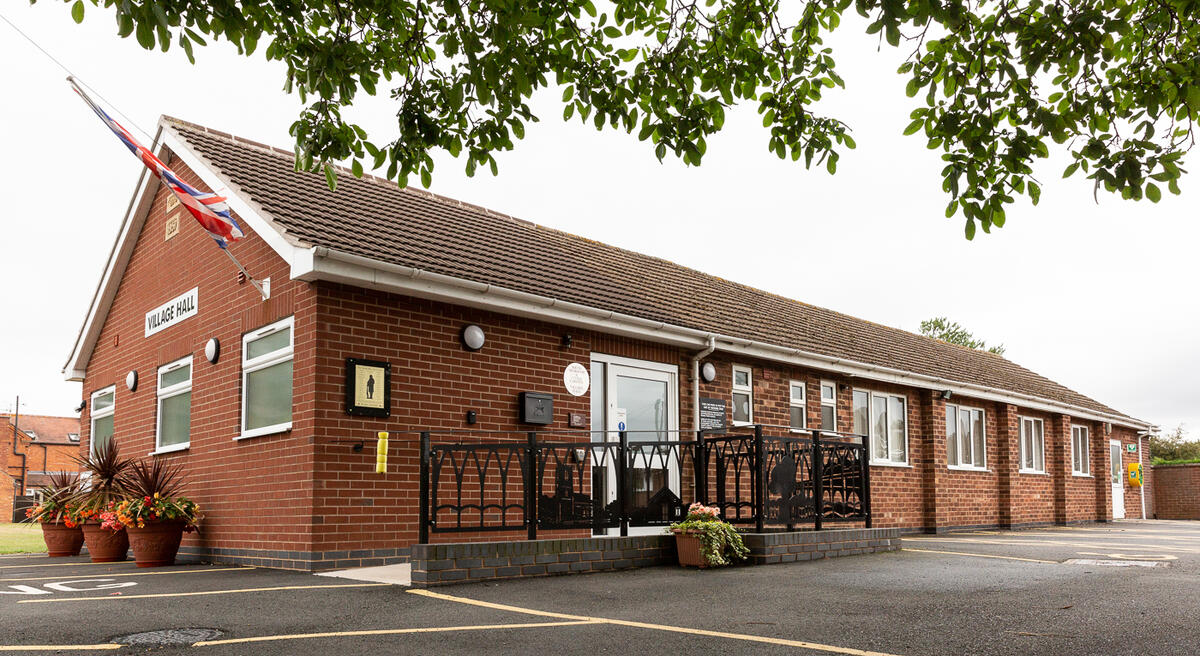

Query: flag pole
<box><xmin>221</xmin><ymin>247</ymin><xmax>269</xmax><ymax>300</ymax></box>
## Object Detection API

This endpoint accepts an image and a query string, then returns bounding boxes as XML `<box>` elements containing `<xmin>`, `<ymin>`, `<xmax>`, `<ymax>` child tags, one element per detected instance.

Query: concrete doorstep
<box><xmin>314</xmin><ymin>563</ymin><xmax>413</xmax><ymax>586</ymax></box>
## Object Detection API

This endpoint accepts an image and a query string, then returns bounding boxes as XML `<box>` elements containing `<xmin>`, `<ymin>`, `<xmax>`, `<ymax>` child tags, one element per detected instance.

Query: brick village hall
<box><xmin>62</xmin><ymin>116</ymin><xmax>1155</xmax><ymax>571</ymax></box>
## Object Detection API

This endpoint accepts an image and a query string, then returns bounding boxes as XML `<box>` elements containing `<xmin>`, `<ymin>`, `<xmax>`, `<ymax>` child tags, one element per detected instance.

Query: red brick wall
<box><xmin>79</xmin><ymin>156</ymin><xmax>319</xmax><ymax>554</ymax></box>
<box><xmin>1152</xmin><ymin>463</ymin><xmax>1200</xmax><ymax>519</ymax></box>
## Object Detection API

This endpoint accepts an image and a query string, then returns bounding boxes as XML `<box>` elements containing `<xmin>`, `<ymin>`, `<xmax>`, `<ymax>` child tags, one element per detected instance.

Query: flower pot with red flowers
<box><xmin>116</xmin><ymin>459</ymin><xmax>203</xmax><ymax>568</ymax></box>
<box><xmin>24</xmin><ymin>472</ymin><xmax>85</xmax><ymax>557</ymax></box>
<box><xmin>667</xmin><ymin>503</ymin><xmax>748</xmax><ymax>568</ymax></box>
<box><xmin>70</xmin><ymin>439</ymin><xmax>134</xmax><ymax>563</ymax></box>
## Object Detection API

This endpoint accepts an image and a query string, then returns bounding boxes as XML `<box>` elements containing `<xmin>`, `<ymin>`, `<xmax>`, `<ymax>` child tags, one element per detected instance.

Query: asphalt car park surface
<box><xmin>1</xmin><ymin>520</ymin><xmax>1197</xmax><ymax>655</ymax></box>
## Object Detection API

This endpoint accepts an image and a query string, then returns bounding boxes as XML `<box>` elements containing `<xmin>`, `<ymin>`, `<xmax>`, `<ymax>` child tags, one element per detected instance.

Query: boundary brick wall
<box><xmin>1151</xmin><ymin>463</ymin><xmax>1200</xmax><ymax>519</ymax></box>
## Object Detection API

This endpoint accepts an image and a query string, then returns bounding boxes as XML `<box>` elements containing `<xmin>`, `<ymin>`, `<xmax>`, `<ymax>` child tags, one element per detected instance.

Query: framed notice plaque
<box><xmin>345</xmin><ymin>358</ymin><xmax>391</xmax><ymax>417</ymax></box>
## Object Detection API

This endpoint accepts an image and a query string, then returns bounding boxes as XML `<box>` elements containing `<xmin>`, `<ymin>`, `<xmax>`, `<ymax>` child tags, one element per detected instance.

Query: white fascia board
<box><xmin>297</xmin><ymin>246</ymin><xmax>1153</xmax><ymax>431</ymax></box>
<box><xmin>62</xmin><ymin>131</ymin><xmax>164</xmax><ymax>382</ymax></box>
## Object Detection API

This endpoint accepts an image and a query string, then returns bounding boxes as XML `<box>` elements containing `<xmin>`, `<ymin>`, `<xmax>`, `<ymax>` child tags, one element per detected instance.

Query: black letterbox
<box><xmin>519</xmin><ymin>392</ymin><xmax>554</xmax><ymax>425</ymax></box>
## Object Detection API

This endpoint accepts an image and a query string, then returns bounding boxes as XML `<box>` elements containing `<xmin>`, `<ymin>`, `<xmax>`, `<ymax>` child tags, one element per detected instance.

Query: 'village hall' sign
<box><xmin>145</xmin><ymin>287</ymin><xmax>199</xmax><ymax>337</ymax></box>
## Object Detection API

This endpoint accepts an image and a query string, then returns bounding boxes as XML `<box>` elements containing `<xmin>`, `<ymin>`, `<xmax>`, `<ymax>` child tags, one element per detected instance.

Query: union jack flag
<box><xmin>69</xmin><ymin>78</ymin><xmax>245</xmax><ymax>248</ymax></box>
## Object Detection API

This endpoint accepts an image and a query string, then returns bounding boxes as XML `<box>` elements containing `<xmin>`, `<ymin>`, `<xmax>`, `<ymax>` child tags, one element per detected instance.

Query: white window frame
<box><xmin>946</xmin><ymin>404</ymin><xmax>988</xmax><ymax>471</ymax></box>
<box><xmin>89</xmin><ymin>386</ymin><xmax>116</xmax><ymax>458</ymax></box>
<box><xmin>1071</xmin><ymin>425</ymin><xmax>1091</xmax><ymax>476</ymax></box>
<box><xmin>788</xmin><ymin>380</ymin><xmax>807</xmax><ymax>432</ymax></box>
<box><xmin>154</xmin><ymin>355</ymin><xmax>193</xmax><ymax>454</ymax></box>
<box><xmin>819</xmin><ymin>380</ymin><xmax>837</xmax><ymax>433</ymax></box>
<box><xmin>240</xmin><ymin>316</ymin><xmax>295</xmax><ymax>440</ymax></box>
<box><xmin>861</xmin><ymin>390</ymin><xmax>909</xmax><ymax>466</ymax></box>
<box><xmin>1019</xmin><ymin>417</ymin><xmax>1046</xmax><ymax>474</ymax></box>
<box><xmin>731</xmin><ymin>365</ymin><xmax>753</xmax><ymax>426</ymax></box>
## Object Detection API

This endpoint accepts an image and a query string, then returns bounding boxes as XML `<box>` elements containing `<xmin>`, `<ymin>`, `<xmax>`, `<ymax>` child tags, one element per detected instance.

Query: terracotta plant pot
<box><xmin>41</xmin><ymin>523</ymin><xmax>85</xmax><ymax>557</ymax></box>
<box><xmin>80</xmin><ymin>523</ymin><xmax>129</xmax><ymax>563</ymax></box>
<box><xmin>126</xmin><ymin>521</ymin><xmax>187</xmax><ymax>568</ymax></box>
<box><xmin>673</xmin><ymin>530</ymin><xmax>708</xmax><ymax>568</ymax></box>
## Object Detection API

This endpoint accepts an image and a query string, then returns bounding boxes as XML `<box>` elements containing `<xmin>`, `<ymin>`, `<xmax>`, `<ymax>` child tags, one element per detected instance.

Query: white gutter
<box><xmin>690</xmin><ymin>336</ymin><xmax>717</xmax><ymax>432</ymax></box>
<box><xmin>294</xmin><ymin>246</ymin><xmax>1154</xmax><ymax>431</ymax></box>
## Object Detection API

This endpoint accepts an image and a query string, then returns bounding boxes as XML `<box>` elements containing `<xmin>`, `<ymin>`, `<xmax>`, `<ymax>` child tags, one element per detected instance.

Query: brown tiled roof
<box><xmin>166</xmin><ymin>118</ymin><xmax>1139</xmax><ymax>423</ymax></box>
<box><xmin>1</xmin><ymin>415</ymin><xmax>80</xmax><ymax>444</ymax></box>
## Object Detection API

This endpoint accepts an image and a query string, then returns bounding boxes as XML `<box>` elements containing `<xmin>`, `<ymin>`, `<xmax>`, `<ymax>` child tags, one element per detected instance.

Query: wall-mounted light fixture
<box><xmin>1104</xmin><ymin>422</ymin><xmax>1112</xmax><ymax>435</ymax></box>
<box><xmin>205</xmin><ymin>338</ymin><xmax>221</xmax><ymax>364</ymax></box>
<box><xmin>460</xmin><ymin>324</ymin><xmax>486</xmax><ymax>351</ymax></box>
<box><xmin>839</xmin><ymin>383</ymin><xmax>851</xmax><ymax>392</ymax></box>
<box><xmin>940</xmin><ymin>390</ymin><xmax>953</xmax><ymax>400</ymax></box>
<box><xmin>561</xmin><ymin>334</ymin><xmax>573</xmax><ymax>348</ymax></box>
<box><xmin>700</xmin><ymin>362</ymin><xmax>717</xmax><ymax>383</ymax></box>
<box><xmin>126</xmin><ymin>370</ymin><xmax>139</xmax><ymax>392</ymax></box>
<box><xmin>74</xmin><ymin>400</ymin><xmax>86</xmax><ymax>413</ymax></box>
<box><xmin>465</xmin><ymin>410</ymin><xmax>478</xmax><ymax>425</ymax></box>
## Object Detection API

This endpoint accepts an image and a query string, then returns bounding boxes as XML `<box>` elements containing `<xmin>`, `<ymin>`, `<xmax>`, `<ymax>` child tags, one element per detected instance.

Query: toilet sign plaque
<box><xmin>345</xmin><ymin>358</ymin><xmax>391</xmax><ymax>418</ymax></box>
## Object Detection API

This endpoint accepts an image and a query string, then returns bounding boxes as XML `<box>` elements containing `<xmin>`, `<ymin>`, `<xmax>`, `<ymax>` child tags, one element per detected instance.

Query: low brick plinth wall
<box><xmin>411</xmin><ymin>528</ymin><xmax>901</xmax><ymax>587</ymax></box>
<box><xmin>742</xmin><ymin>528</ymin><xmax>900</xmax><ymax>565</ymax></box>
<box><xmin>1152</xmin><ymin>463</ymin><xmax>1200</xmax><ymax>519</ymax></box>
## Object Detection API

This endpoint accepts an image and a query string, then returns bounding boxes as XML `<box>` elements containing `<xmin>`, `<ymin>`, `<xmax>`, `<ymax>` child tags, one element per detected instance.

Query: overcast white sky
<box><xmin>1</xmin><ymin>4</ymin><xmax>1196</xmax><ymax>434</ymax></box>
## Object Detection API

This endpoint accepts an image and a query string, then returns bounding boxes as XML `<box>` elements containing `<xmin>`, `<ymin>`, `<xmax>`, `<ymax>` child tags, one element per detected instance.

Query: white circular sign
<box><xmin>563</xmin><ymin>362</ymin><xmax>590</xmax><ymax>396</ymax></box>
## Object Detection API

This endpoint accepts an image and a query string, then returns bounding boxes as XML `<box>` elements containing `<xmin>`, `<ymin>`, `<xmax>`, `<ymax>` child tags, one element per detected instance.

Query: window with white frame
<box><xmin>852</xmin><ymin>390</ymin><xmax>870</xmax><ymax>445</ymax></box>
<box><xmin>858</xmin><ymin>391</ymin><xmax>907</xmax><ymax>464</ymax></box>
<box><xmin>1071</xmin><ymin>425</ymin><xmax>1090</xmax><ymax>475</ymax></box>
<box><xmin>156</xmin><ymin>356</ymin><xmax>192</xmax><ymax>452</ymax></box>
<box><xmin>788</xmin><ymin>380</ymin><xmax>806</xmax><ymax>431</ymax></box>
<box><xmin>241</xmin><ymin>316</ymin><xmax>294</xmax><ymax>438</ymax></box>
<box><xmin>1020</xmin><ymin>417</ymin><xmax>1045</xmax><ymax>473</ymax></box>
<box><xmin>89</xmin><ymin>386</ymin><xmax>115</xmax><ymax>456</ymax></box>
<box><xmin>820</xmin><ymin>381</ymin><xmax>837</xmax><ymax>432</ymax></box>
<box><xmin>732</xmin><ymin>365</ymin><xmax>753</xmax><ymax>425</ymax></box>
<box><xmin>946</xmin><ymin>404</ymin><xmax>986</xmax><ymax>469</ymax></box>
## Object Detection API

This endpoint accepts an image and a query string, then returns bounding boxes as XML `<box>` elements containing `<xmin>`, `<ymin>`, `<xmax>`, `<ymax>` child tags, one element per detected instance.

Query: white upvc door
<box><xmin>1110</xmin><ymin>440</ymin><xmax>1125</xmax><ymax>520</ymax></box>
<box><xmin>590</xmin><ymin>354</ymin><xmax>679</xmax><ymax>536</ymax></box>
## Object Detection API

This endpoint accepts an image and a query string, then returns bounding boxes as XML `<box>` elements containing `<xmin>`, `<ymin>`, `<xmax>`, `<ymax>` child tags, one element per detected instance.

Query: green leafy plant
<box><xmin>114</xmin><ymin>458</ymin><xmax>203</xmax><ymax>530</ymax></box>
<box><xmin>669</xmin><ymin>502</ymin><xmax>748</xmax><ymax>567</ymax></box>
<box><xmin>69</xmin><ymin>439</ymin><xmax>133</xmax><ymax>523</ymax></box>
<box><xmin>45</xmin><ymin>0</ymin><xmax>1200</xmax><ymax>236</ymax></box>
<box><xmin>1149</xmin><ymin>425</ymin><xmax>1200</xmax><ymax>465</ymax></box>
<box><xmin>919</xmin><ymin>317</ymin><xmax>1005</xmax><ymax>355</ymax></box>
<box><xmin>23</xmin><ymin>471</ymin><xmax>83</xmax><ymax>526</ymax></box>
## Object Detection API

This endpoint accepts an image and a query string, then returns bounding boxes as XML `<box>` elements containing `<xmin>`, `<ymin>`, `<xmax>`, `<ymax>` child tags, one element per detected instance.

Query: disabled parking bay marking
<box><xmin>901</xmin><ymin>548</ymin><xmax>1057</xmax><ymax>564</ymax></box>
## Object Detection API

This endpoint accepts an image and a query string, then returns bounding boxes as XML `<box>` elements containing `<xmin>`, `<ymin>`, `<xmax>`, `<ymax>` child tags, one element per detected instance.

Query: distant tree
<box><xmin>47</xmin><ymin>0</ymin><xmax>1200</xmax><ymax>238</ymax></box>
<box><xmin>1149</xmin><ymin>425</ymin><xmax>1200</xmax><ymax>464</ymax></box>
<box><xmin>919</xmin><ymin>317</ymin><xmax>1005</xmax><ymax>355</ymax></box>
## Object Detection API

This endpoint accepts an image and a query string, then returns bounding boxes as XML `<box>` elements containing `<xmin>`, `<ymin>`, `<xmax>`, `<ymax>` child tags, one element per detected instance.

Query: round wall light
<box><xmin>461</xmin><ymin>324</ymin><xmax>486</xmax><ymax>351</ymax></box>
<box><xmin>125</xmin><ymin>370</ymin><xmax>138</xmax><ymax>392</ymax></box>
<box><xmin>700</xmin><ymin>362</ymin><xmax>717</xmax><ymax>383</ymax></box>
<box><xmin>205</xmin><ymin>338</ymin><xmax>221</xmax><ymax>364</ymax></box>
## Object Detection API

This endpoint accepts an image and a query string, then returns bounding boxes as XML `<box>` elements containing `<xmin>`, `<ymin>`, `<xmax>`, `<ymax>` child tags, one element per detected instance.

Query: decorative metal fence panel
<box><xmin>419</xmin><ymin>427</ymin><xmax>870</xmax><ymax>543</ymax></box>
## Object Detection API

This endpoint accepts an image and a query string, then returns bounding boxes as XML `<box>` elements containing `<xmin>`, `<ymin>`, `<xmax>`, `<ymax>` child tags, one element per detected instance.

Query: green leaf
<box><xmin>1146</xmin><ymin>182</ymin><xmax>1161</xmax><ymax>203</ymax></box>
<box><xmin>903</xmin><ymin>119</ymin><xmax>923</xmax><ymax>136</ymax></box>
<box><xmin>323</xmin><ymin>164</ymin><xmax>337</xmax><ymax>190</ymax></box>
<box><xmin>351</xmin><ymin>159</ymin><xmax>363</xmax><ymax>178</ymax></box>
<box><xmin>71</xmin><ymin>0</ymin><xmax>84</xmax><ymax>24</ymax></box>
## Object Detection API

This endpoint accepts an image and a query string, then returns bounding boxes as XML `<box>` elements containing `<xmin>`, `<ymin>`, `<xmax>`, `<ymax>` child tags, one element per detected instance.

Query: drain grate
<box><xmin>113</xmin><ymin>628</ymin><xmax>225</xmax><ymax>646</ymax></box>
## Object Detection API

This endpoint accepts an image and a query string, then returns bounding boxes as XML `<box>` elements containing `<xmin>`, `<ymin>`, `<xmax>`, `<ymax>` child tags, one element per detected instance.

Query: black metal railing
<box><xmin>417</xmin><ymin>425</ymin><xmax>871</xmax><ymax>543</ymax></box>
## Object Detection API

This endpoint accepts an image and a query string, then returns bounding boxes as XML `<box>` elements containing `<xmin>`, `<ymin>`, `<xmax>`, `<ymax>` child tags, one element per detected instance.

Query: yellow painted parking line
<box><xmin>0</xmin><ymin>566</ymin><xmax>248</xmax><ymax>582</ymax></box>
<box><xmin>0</xmin><ymin>561</ymin><xmax>131</xmax><ymax>570</ymax></box>
<box><xmin>409</xmin><ymin>589</ymin><xmax>904</xmax><ymax>656</ymax></box>
<box><xmin>18</xmin><ymin>582</ymin><xmax>390</xmax><ymax>603</ymax></box>
<box><xmin>903</xmin><ymin>536</ymin><xmax>1200</xmax><ymax>554</ymax></box>
<box><xmin>902</xmin><ymin>548</ymin><xmax>1057</xmax><ymax>564</ymax></box>
<box><xmin>193</xmin><ymin>620</ymin><xmax>598</xmax><ymax>646</ymax></box>
<box><xmin>0</xmin><ymin>646</ymin><xmax>118</xmax><ymax>652</ymax></box>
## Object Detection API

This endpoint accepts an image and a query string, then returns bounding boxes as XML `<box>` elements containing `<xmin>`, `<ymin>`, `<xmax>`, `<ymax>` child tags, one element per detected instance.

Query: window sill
<box><xmin>1018</xmin><ymin>469</ymin><xmax>1049</xmax><ymax>476</ymax></box>
<box><xmin>870</xmin><ymin>461</ymin><xmax>912</xmax><ymax>469</ymax></box>
<box><xmin>150</xmin><ymin>443</ymin><xmax>189</xmax><ymax>456</ymax></box>
<box><xmin>236</xmin><ymin>422</ymin><xmax>293</xmax><ymax>441</ymax></box>
<box><xmin>947</xmin><ymin>465</ymin><xmax>991</xmax><ymax>473</ymax></box>
<box><xmin>1071</xmin><ymin>473</ymin><xmax>1094</xmax><ymax>478</ymax></box>
<box><xmin>732</xmin><ymin>421</ymin><xmax>753</xmax><ymax>428</ymax></box>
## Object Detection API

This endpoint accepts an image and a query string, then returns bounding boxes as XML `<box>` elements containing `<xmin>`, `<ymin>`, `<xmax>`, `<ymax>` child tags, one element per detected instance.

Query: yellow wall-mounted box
<box><xmin>1127</xmin><ymin>462</ymin><xmax>1143</xmax><ymax>487</ymax></box>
